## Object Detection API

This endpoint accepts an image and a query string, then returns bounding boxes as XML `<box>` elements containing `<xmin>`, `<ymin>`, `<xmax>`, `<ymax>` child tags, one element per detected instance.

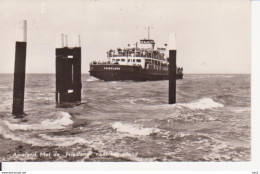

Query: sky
<box><xmin>0</xmin><ymin>0</ymin><xmax>250</xmax><ymax>74</ymax></box>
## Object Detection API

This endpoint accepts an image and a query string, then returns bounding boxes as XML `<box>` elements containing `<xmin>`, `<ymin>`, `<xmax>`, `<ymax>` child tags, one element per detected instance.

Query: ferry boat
<box><xmin>89</xmin><ymin>35</ymin><xmax>183</xmax><ymax>81</ymax></box>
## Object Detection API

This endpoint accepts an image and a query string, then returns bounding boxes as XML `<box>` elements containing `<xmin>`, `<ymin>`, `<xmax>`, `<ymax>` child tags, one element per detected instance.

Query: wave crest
<box><xmin>86</xmin><ymin>76</ymin><xmax>99</xmax><ymax>82</ymax></box>
<box><xmin>179</xmin><ymin>98</ymin><xmax>224</xmax><ymax>110</ymax></box>
<box><xmin>101</xmin><ymin>151</ymin><xmax>156</xmax><ymax>162</ymax></box>
<box><xmin>115</xmin><ymin>98</ymin><xmax>157</xmax><ymax>104</ymax></box>
<box><xmin>112</xmin><ymin>122</ymin><xmax>160</xmax><ymax>136</ymax></box>
<box><xmin>4</xmin><ymin>111</ymin><xmax>73</xmax><ymax>131</ymax></box>
<box><xmin>38</xmin><ymin>134</ymin><xmax>88</xmax><ymax>147</ymax></box>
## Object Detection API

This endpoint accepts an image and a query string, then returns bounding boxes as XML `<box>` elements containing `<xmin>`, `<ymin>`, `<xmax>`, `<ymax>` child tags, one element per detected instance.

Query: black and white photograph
<box><xmin>0</xmin><ymin>0</ymin><xmax>251</xmax><ymax>165</ymax></box>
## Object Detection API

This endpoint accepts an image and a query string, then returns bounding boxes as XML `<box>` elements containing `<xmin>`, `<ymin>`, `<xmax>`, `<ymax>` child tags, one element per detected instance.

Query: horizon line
<box><xmin>0</xmin><ymin>73</ymin><xmax>251</xmax><ymax>75</ymax></box>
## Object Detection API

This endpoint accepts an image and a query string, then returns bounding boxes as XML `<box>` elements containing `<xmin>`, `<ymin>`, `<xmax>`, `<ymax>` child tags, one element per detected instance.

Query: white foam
<box><xmin>115</xmin><ymin>98</ymin><xmax>156</xmax><ymax>104</ymax></box>
<box><xmin>112</xmin><ymin>122</ymin><xmax>160</xmax><ymax>136</ymax></box>
<box><xmin>101</xmin><ymin>151</ymin><xmax>156</xmax><ymax>162</ymax></box>
<box><xmin>39</xmin><ymin>134</ymin><xmax>88</xmax><ymax>147</ymax></box>
<box><xmin>0</xmin><ymin>126</ymin><xmax>87</xmax><ymax>147</ymax></box>
<box><xmin>215</xmin><ymin>75</ymin><xmax>235</xmax><ymax>78</ymax></box>
<box><xmin>229</xmin><ymin>107</ymin><xmax>250</xmax><ymax>113</ymax></box>
<box><xmin>35</xmin><ymin>97</ymin><xmax>51</xmax><ymax>100</ymax></box>
<box><xmin>86</xmin><ymin>76</ymin><xmax>99</xmax><ymax>82</ymax></box>
<box><xmin>179</xmin><ymin>98</ymin><xmax>224</xmax><ymax>110</ymax></box>
<box><xmin>147</xmin><ymin>98</ymin><xmax>223</xmax><ymax>111</ymax></box>
<box><xmin>0</xmin><ymin>126</ymin><xmax>47</xmax><ymax>146</ymax></box>
<box><xmin>4</xmin><ymin>111</ymin><xmax>73</xmax><ymax>131</ymax></box>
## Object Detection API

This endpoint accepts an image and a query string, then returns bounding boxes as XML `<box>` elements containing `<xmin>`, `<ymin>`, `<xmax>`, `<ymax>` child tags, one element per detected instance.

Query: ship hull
<box><xmin>89</xmin><ymin>64</ymin><xmax>183</xmax><ymax>81</ymax></box>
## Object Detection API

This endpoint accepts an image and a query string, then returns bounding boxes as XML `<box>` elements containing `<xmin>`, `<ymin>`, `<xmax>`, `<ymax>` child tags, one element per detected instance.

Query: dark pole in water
<box><xmin>56</xmin><ymin>34</ymin><xmax>82</xmax><ymax>103</ymax></box>
<box><xmin>169</xmin><ymin>33</ymin><xmax>176</xmax><ymax>104</ymax></box>
<box><xmin>12</xmin><ymin>20</ymin><xmax>27</xmax><ymax>116</ymax></box>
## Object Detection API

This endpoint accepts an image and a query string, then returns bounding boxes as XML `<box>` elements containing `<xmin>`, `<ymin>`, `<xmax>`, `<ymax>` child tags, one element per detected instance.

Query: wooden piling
<box><xmin>168</xmin><ymin>33</ymin><xmax>177</xmax><ymax>104</ymax></box>
<box><xmin>78</xmin><ymin>35</ymin><xmax>81</xmax><ymax>47</ymax></box>
<box><xmin>12</xmin><ymin>20</ymin><xmax>27</xmax><ymax>116</ymax></box>
<box><xmin>61</xmin><ymin>33</ymin><xmax>64</xmax><ymax>48</ymax></box>
<box><xmin>23</xmin><ymin>20</ymin><xmax>27</xmax><ymax>42</ymax></box>
<box><xmin>56</xmin><ymin>36</ymin><xmax>82</xmax><ymax>103</ymax></box>
<box><xmin>65</xmin><ymin>34</ymin><xmax>68</xmax><ymax>47</ymax></box>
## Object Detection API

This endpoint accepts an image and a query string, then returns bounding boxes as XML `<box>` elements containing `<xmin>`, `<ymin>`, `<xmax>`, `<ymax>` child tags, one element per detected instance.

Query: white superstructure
<box><xmin>106</xmin><ymin>39</ymin><xmax>168</xmax><ymax>70</ymax></box>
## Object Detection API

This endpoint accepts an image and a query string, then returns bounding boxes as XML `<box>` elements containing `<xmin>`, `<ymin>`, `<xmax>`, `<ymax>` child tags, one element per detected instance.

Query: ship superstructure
<box><xmin>89</xmin><ymin>34</ymin><xmax>183</xmax><ymax>81</ymax></box>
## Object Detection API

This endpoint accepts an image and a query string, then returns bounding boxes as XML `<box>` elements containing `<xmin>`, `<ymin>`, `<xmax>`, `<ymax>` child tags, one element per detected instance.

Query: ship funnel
<box><xmin>168</xmin><ymin>33</ymin><xmax>176</xmax><ymax>50</ymax></box>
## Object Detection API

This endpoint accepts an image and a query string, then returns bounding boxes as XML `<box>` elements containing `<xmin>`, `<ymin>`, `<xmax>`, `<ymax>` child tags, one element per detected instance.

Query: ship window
<box><xmin>121</xmin><ymin>59</ymin><xmax>125</xmax><ymax>62</ymax></box>
<box><xmin>136</xmin><ymin>59</ymin><xmax>141</xmax><ymax>62</ymax></box>
<box><xmin>116</xmin><ymin>59</ymin><xmax>120</xmax><ymax>61</ymax></box>
<box><xmin>133</xmin><ymin>59</ymin><xmax>135</xmax><ymax>62</ymax></box>
<box><xmin>128</xmin><ymin>59</ymin><xmax>130</xmax><ymax>62</ymax></box>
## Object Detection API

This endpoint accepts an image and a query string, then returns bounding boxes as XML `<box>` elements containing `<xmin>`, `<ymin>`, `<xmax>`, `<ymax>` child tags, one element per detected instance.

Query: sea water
<box><xmin>0</xmin><ymin>74</ymin><xmax>250</xmax><ymax>161</ymax></box>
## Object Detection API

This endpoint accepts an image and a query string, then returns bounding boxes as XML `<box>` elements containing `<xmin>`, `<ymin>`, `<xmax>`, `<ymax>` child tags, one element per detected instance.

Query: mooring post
<box><xmin>65</xmin><ymin>34</ymin><xmax>68</xmax><ymax>47</ymax></box>
<box><xmin>12</xmin><ymin>20</ymin><xmax>27</xmax><ymax>115</ymax></box>
<box><xmin>61</xmin><ymin>33</ymin><xmax>64</xmax><ymax>48</ymax></box>
<box><xmin>78</xmin><ymin>35</ymin><xmax>81</xmax><ymax>47</ymax></box>
<box><xmin>56</xmin><ymin>34</ymin><xmax>82</xmax><ymax>103</ymax></box>
<box><xmin>168</xmin><ymin>33</ymin><xmax>177</xmax><ymax>104</ymax></box>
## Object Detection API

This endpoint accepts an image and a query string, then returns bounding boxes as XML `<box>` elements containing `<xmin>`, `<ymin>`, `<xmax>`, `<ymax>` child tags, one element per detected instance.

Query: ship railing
<box><xmin>90</xmin><ymin>61</ymin><xmax>112</xmax><ymax>65</ymax></box>
<box><xmin>107</xmin><ymin>51</ymin><xmax>165</xmax><ymax>60</ymax></box>
<box><xmin>177</xmin><ymin>67</ymin><xmax>183</xmax><ymax>74</ymax></box>
<box><xmin>108</xmin><ymin>54</ymin><xmax>166</xmax><ymax>60</ymax></box>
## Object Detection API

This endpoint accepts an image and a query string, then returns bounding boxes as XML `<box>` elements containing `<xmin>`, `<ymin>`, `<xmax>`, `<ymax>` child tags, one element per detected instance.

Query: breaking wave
<box><xmin>86</xmin><ymin>76</ymin><xmax>99</xmax><ymax>82</ymax></box>
<box><xmin>101</xmin><ymin>151</ymin><xmax>156</xmax><ymax>162</ymax></box>
<box><xmin>178</xmin><ymin>98</ymin><xmax>224</xmax><ymax>110</ymax></box>
<box><xmin>228</xmin><ymin>107</ymin><xmax>250</xmax><ymax>113</ymax></box>
<box><xmin>147</xmin><ymin>98</ymin><xmax>224</xmax><ymax>111</ymax></box>
<box><xmin>0</xmin><ymin>124</ymin><xmax>87</xmax><ymax>147</ymax></box>
<box><xmin>111</xmin><ymin>122</ymin><xmax>160</xmax><ymax>136</ymax></box>
<box><xmin>114</xmin><ymin>97</ymin><xmax>157</xmax><ymax>104</ymax></box>
<box><xmin>38</xmin><ymin>134</ymin><xmax>88</xmax><ymax>147</ymax></box>
<box><xmin>0</xmin><ymin>129</ymin><xmax>87</xmax><ymax>147</ymax></box>
<box><xmin>4</xmin><ymin>111</ymin><xmax>73</xmax><ymax>131</ymax></box>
